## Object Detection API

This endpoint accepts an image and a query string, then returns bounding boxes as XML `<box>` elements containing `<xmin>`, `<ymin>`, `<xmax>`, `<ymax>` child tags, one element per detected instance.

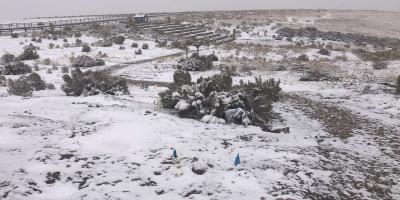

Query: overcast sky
<box><xmin>0</xmin><ymin>0</ymin><xmax>399</xmax><ymax>20</ymax></box>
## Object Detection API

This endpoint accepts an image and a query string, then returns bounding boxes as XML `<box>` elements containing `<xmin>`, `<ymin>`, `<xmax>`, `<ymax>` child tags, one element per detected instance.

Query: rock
<box><xmin>191</xmin><ymin>159</ymin><xmax>208</xmax><ymax>175</ymax></box>
<box><xmin>271</xmin><ymin>127</ymin><xmax>290</xmax><ymax>134</ymax></box>
<box><xmin>155</xmin><ymin>189</ymin><xmax>164</xmax><ymax>195</ymax></box>
<box><xmin>45</xmin><ymin>172</ymin><xmax>60</xmax><ymax>184</ymax></box>
<box><xmin>184</xmin><ymin>189</ymin><xmax>202</xmax><ymax>197</ymax></box>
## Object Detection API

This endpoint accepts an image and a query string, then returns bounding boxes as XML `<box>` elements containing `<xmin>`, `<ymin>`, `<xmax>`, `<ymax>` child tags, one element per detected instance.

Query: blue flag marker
<box><xmin>173</xmin><ymin>149</ymin><xmax>177</xmax><ymax>158</ymax></box>
<box><xmin>234</xmin><ymin>153</ymin><xmax>240</xmax><ymax>166</ymax></box>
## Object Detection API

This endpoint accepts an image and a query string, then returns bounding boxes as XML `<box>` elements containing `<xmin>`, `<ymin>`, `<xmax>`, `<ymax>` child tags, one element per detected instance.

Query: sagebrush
<box><xmin>62</xmin><ymin>68</ymin><xmax>129</xmax><ymax>96</ymax></box>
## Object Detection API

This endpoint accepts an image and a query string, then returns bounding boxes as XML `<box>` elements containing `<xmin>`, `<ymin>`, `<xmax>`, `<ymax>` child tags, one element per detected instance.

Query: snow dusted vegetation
<box><xmin>1</xmin><ymin>10</ymin><xmax>400</xmax><ymax>200</ymax></box>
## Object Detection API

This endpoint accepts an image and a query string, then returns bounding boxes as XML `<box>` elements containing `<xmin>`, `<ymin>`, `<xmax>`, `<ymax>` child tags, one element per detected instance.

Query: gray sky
<box><xmin>1</xmin><ymin>0</ymin><xmax>399</xmax><ymax>20</ymax></box>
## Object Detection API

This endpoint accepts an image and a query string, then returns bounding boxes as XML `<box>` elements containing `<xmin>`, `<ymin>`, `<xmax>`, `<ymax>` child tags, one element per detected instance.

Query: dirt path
<box><xmin>281</xmin><ymin>92</ymin><xmax>400</xmax><ymax>200</ymax></box>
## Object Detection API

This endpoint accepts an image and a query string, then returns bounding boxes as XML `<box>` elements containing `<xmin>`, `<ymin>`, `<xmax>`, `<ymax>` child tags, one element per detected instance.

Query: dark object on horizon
<box><xmin>134</xmin><ymin>14</ymin><xmax>149</xmax><ymax>23</ymax></box>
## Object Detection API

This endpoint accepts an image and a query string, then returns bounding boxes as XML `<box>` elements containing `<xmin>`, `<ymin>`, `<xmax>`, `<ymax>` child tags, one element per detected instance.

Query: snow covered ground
<box><xmin>1</xmin><ymin>15</ymin><xmax>400</xmax><ymax>199</ymax></box>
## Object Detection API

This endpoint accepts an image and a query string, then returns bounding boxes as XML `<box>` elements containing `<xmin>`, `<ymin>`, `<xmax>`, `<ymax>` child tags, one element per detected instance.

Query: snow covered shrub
<box><xmin>17</xmin><ymin>49</ymin><xmax>39</xmax><ymax>61</ymax></box>
<box><xmin>173</xmin><ymin>69</ymin><xmax>191</xmax><ymax>85</ymax></box>
<box><xmin>219</xmin><ymin>64</ymin><xmax>238</xmax><ymax>76</ymax></box>
<box><xmin>52</xmin><ymin>62</ymin><xmax>59</xmax><ymax>70</ymax></box>
<box><xmin>318</xmin><ymin>48</ymin><xmax>331</xmax><ymax>56</ymax></box>
<box><xmin>33</xmin><ymin>62</ymin><xmax>40</xmax><ymax>71</ymax></box>
<box><xmin>82</xmin><ymin>44</ymin><xmax>91</xmax><ymax>52</ymax></box>
<box><xmin>175</xmin><ymin>54</ymin><xmax>215</xmax><ymax>71</ymax></box>
<box><xmin>159</xmin><ymin>87</ymin><xmax>181</xmax><ymax>109</ymax></box>
<box><xmin>299</xmin><ymin>69</ymin><xmax>339</xmax><ymax>81</ymax></box>
<box><xmin>335</xmin><ymin>55</ymin><xmax>348</xmax><ymax>62</ymax></box>
<box><xmin>41</xmin><ymin>58</ymin><xmax>51</xmax><ymax>65</ymax></box>
<box><xmin>135</xmin><ymin>49</ymin><xmax>142</xmax><ymax>55</ymax></box>
<box><xmin>160</xmin><ymin>74</ymin><xmax>281</xmax><ymax>129</ymax></box>
<box><xmin>63</xmin><ymin>38</ymin><xmax>68</xmax><ymax>43</ymax></box>
<box><xmin>26</xmin><ymin>73</ymin><xmax>46</xmax><ymax>90</ymax></box>
<box><xmin>46</xmin><ymin>83</ymin><xmax>55</xmax><ymax>90</ymax></box>
<box><xmin>46</xmin><ymin>69</ymin><xmax>53</xmax><ymax>74</ymax></box>
<box><xmin>372</xmin><ymin>61</ymin><xmax>388</xmax><ymax>70</ymax></box>
<box><xmin>7</xmin><ymin>76</ymin><xmax>33</xmax><ymax>97</ymax></box>
<box><xmin>354</xmin><ymin>49</ymin><xmax>400</xmax><ymax>62</ymax></box>
<box><xmin>0</xmin><ymin>75</ymin><xmax>6</xmax><ymax>86</ymax></box>
<box><xmin>49</xmin><ymin>43</ymin><xmax>55</xmax><ymax>49</ymax></box>
<box><xmin>207</xmin><ymin>54</ymin><xmax>219</xmax><ymax>62</ymax></box>
<box><xmin>113</xmin><ymin>36</ymin><xmax>125</xmax><ymax>45</ymax></box>
<box><xmin>1</xmin><ymin>53</ymin><xmax>15</xmax><ymax>64</ymax></box>
<box><xmin>97</xmin><ymin>51</ymin><xmax>108</xmax><ymax>58</ymax></box>
<box><xmin>142</xmin><ymin>43</ymin><xmax>149</xmax><ymax>49</ymax></box>
<box><xmin>71</xmin><ymin>55</ymin><xmax>105</xmax><ymax>68</ymax></box>
<box><xmin>131</xmin><ymin>42</ymin><xmax>138</xmax><ymax>48</ymax></box>
<box><xmin>61</xmin><ymin>66</ymin><xmax>69</xmax><ymax>73</ymax></box>
<box><xmin>74</xmin><ymin>39</ymin><xmax>82</xmax><ymax>47</ymax></box>
<box><xmin>62</xmin><ymin>68</ymin><xmax>129</xmax><ymax>96</ymax></box>
<box><xmin>119</xmin><ymin>46</ymin><xmax>126</xmax><ymax>50</ymax></box>
<box><xmin>36</xmin><ymin>38</ymin><xmax>42</xmax><ymax>43</ymax></box>
<box><xmin>96</xmin><ymin>39</ymin><xmax>113</xmax><ymax>47</ymax></box>
<box><xmin>155</xmin><ymin>38</ymin><xmax>167</xmax><ymax>47</ymax></box>
<box><xmin>2</xmin><ymin>62</ymin><xmax>32</xmax><ymax>75</ymax></box>
<box><xmin>297</xmin><ymin>54</ymin><xmax>309</xmax><ymax>62</ymax></box>
<box><xmin>74</xmin><ymin>32</ymin><xmax>82</xmax><ymax>37</ymax></box>
<box><xmin>171</xmin><ymin>40</ymin><xmax>184</xmax><ymax>49</ymax></box>
<box><xmin>11</xmin><ymin>33</ymin><xmax>19</xmax><ymax>38</ymax></box>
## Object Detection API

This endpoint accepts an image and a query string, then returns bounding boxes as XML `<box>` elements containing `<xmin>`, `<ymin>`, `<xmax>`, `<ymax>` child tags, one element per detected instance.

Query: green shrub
<box><xmin>82</xmin><ymin>44</ymin><xmax>91</xmax><ymax>52</ymax></box>
<box><xmin>71</xmin><ymin>55</ymin><xmax>105</xmax><ymax>68</ymax></box>
<box><xmin>372</xmin><ymin>61</ymin><xmax>388</xmax><ymax>70</ymax></box>
<box><xmin>297</xmin><ymin>54</ymin><xmax>309</xmax><ymax>62</ymax></box>
<box><xmin>354</xmin><ymin>49</ymin><xmax>400</xmax><ymax>62</ymax></box>
<box><xmin>46</xmin><ymin>83</ymin><xmax>56</xmax><ymax>90</ymax></box>
<box><xmin>135</xmin><ymin>49</ymin><xmax>142</xmax><ymax>55</ymax></box>
<box><xmin>173</xmin><ymin>70</ymin><xmax>191</xmax><ymax>85</ymax></box>
<box><xmin>299</xmin><ymin>70</ymin><xmax>339</xmax><ymax>81</ymax></box>
<box><xmin>156</xmin><ymin>38</ymin><xmax>167</xmax><ymax>47</ymax></box>
<box><xmin>131</xmin><ymin>42</ymin><xmax>138</xmax><ymax>48</ymax></box>
<box><xmin>103</xmin><ymin>39</ymin><xmax>113</xmax><ymax>47</ymax></box>
<box><xmin>61</xmin><ymin>66</ymin><xmax>69</xmax><ymax>73</ymax></box>
<box><xmin>1</xmin><ymin>53</ymin><xmax>15</xmax><ymax>64</ymax></box>
<box><xmin>11</xmin><ymin>33</ymin><xmax>19</xmax><ymax>38</ymax></box>
<box><xmin>41</xmin><ymin>58</ymin><xmax>51</xmax><ymax>65</ymax></box>
<box><xmin>113</xmin><ymin>36</ymin><xmax>125</xmax><ymax>45</ymax></box>
<box><xmin>318</xmin><ymin>48</ymin><xmax>331</xmax><ymax>56</ymax></box>
<box><xmin>0</xmin><ymin>75</ymin><xmax>6</xmax><ymax>86</ymax></box>
<box><xmin>26</xmin><ymin>73</ymin><xmax>46</xmax><ymax>90</ymax></box>
<box><xmin>17</xmin><ymin>49</ymin><xmax>39</xmax><ymax>61</ymax></box>
<box><xmin>62</xmin><ymin>68</ymin><xmax>129</xmax><ymax>96</ymax></box>
<box><xmin>7</xmin><ymin>76</ymin><xmax>33</xmax><ymax>97</ymax></box>
<box><xmin>175</xmin><ymin>53</ymin><xmax>216</xmax><ymax>71</ymax></box>
<box><xmin>74</xmin><ymin>32</ymin><xmax>82</xmax><ymax>37</ymax></box>
<box><xmin>2</xmin><ymin>61</ymin><xmax>32</xmax><ymax>75</ymax></box>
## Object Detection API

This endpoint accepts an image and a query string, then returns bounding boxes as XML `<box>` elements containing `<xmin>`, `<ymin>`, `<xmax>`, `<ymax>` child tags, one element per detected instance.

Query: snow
<box><xmin>201</xmin><ymin>115</ymin><xmax>225</xmax><ymax>124</ymax></box>
<box><xmin>175</xmin><ymin>100</ymin><xmax>190</xmax><ymax>111</ymax></box>
<box><xmin>1</xmin><ymin>13</ymin><xmax>400</xmax><ymax>199</ymax></box>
